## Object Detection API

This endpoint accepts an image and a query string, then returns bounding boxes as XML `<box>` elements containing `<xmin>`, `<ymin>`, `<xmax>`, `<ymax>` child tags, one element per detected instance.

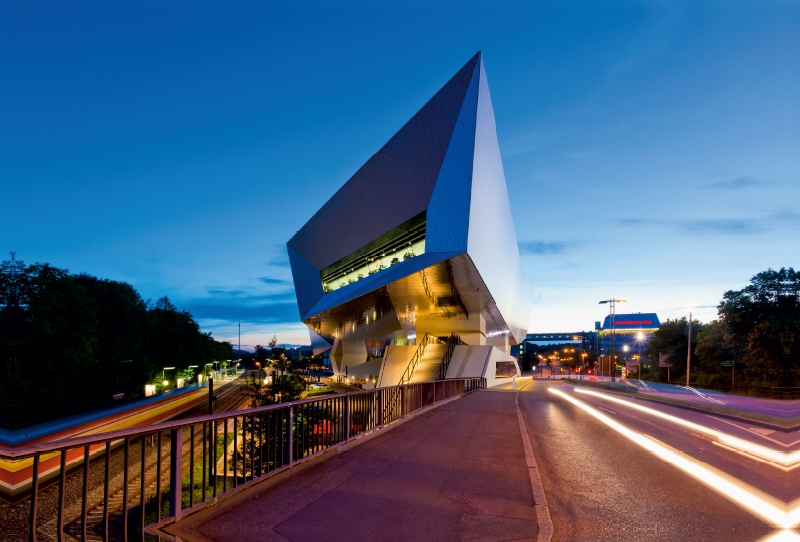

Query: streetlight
<box><xmin>687</xmin><ymin>310</ymin><xmax>693</xmax><ymax>388</ymax></box>
<box><xmin>622</xmin><ymin>345</ymin><xmax>630</xmax><ymax>377</ymax></box>
<box><xmin>599</xmin><ymin>299</ymin><xmax>626</xmax><ymax>381</ymax></box>
<box><xmin>635</xmin><ymin>332</ymin><xmax>645</xmax><ymax>380</ymax></box>
<box><xmin>162</xmin><ymin>366</ymin><xmax>175</xmax><ymax>388</ymax></box>
<box><xmin>581</xmin><ymin>352</ymin><xmax>587</xmax><ymax>379</ymax></box>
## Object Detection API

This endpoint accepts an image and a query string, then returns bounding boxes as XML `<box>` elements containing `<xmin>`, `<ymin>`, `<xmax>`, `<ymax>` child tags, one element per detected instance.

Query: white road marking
<box><xmin>711</xmin><ymin>418</ymin><xmax>800</xmax><ymax>448</ymax></box>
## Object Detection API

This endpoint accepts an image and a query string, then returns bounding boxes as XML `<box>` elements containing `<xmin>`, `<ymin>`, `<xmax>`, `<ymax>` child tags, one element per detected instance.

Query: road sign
<box><xmin>722</xmin><ymin>360</ymin><xmax>733</xmax><ymax>367</ymax></box>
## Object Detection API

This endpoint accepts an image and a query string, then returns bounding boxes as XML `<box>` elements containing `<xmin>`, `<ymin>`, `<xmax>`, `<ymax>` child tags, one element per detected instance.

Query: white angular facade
<box><xmin>288</xmin><ymin>52</ymin><xmax>533</xmax><ymax>387</ymax></box>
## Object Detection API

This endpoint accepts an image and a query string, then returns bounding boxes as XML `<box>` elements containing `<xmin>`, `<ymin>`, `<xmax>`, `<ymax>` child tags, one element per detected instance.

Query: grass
<box><xmin>306</xmin><ymin>388</ymin><xmax>335</xmax><ymax>398</ymax></box>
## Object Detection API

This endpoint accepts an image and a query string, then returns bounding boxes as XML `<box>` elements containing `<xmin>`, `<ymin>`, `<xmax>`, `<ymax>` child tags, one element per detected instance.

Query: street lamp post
<box><xmin>162</xmin><ymin>367</ymin><xmax>175</xmax><ymax>389</ymax></box>
<box><xmin>635</xmin><ymin>332</ymin><xmax>644</xmax><ymax>380</ymax></box>
<box><xmin>622</xmin><ymin>345</ymin><xmax>630</xmax><ymax>377</ymax></box>
<box><xmin>686</xmin><ymin>311</ymin><xmax>693</xmax><ymax>388</ymax></box>
<box><xmin>599</xmin><ymin>299</ymin><xmax>626</xmax><ymax>382</ymax></box>
<box><xmin>115</xmin><ymin>359</ymin><xmax>133</xmax><ymax>393</ymax></box>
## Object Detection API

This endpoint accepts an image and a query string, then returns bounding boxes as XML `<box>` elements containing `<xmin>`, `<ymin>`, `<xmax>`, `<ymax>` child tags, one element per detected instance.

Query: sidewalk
<box><xmin>181</xmin><ymin>391</ymin><xmax>538</xmax><ymax>542</ymax></box>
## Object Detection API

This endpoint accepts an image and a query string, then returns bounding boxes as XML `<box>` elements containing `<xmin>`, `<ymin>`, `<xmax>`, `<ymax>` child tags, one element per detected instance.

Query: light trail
<box><xmin>760</xmin><ymin>530</ymin><xmax>800</xmax><ymax>542</ymax></box>
<box><xmin>572</xmin><ymin>387</ymin><xmax>800</xmax><ymax>469</ymax></box>
<box><xmin>549</xmin><ymin>388</ymin><xmax>800</xmax><ymax>532</ymax></box>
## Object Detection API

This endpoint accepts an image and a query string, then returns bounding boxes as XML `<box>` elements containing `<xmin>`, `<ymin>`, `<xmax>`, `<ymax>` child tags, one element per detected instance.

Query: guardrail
<box><xmin>2</xmin><ymin>377</ymin><xmax>485</xmax><ymax>541</ymax></box>
<box><xmin>687</xmin><ymin>383</ymin><xmax>800</xmax><ymax>400</ymax></box>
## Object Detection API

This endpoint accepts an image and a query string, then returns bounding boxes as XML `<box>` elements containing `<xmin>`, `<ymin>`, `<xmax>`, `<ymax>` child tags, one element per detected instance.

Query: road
<box><xmin>519</xmin><ymin>379</ymin><xmax>800</xmax><ymax>541</ymax></box>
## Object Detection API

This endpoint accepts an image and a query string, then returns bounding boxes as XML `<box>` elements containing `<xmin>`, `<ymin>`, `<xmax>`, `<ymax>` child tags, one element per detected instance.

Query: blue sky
<box><xmin>2</xmin><ymin>1</ymin><xmax>798</xmax><ymax>348</ymax></box>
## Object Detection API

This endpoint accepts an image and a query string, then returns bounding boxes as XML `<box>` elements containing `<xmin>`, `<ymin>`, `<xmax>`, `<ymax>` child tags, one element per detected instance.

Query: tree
<box><xmin>718</xmin><ymin>268</ymin><xmax>800</xmax><ymax>385</ymax></box>
<box><xmin>643</xmin><ymin>317</ymin><xmax>702</xmax><ymax>382</ymax></box>
<box><xmin>0</xmin><ymin>255</ymin><xmax>234</xmax><ymax>425</ymax></box>
<box><xmin>254</xmin><ymin>344</ymin><xmax>268</xmax><ymax>360</ymax></box>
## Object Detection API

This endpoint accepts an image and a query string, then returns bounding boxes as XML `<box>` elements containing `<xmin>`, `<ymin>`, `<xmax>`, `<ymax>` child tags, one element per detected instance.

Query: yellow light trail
<box><xmin>549</xmin><ymin>388</ymin><xmax>800</xmax><ymax>532</ymax></box>
<box><xmin>572</xmin><ymin>387</ymin><xmax>800</xmax><ymax>469</ymax></box>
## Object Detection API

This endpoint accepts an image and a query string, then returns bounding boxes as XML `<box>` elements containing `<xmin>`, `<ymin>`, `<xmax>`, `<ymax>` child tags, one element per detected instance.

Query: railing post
<box><xmin>378</xmin><ymin>390</ymin><xmax>384</xmax><ymax>427</ymax></box>
<box><xmin>287</xmin><ymin>405</ymin><xmax>294</xmax><ymax>466</ymax></box>
<box><xmin>170</xmin><ymin>427</ymin><xmax>183</xmax><ymax>521</ymax></box>
<box><xmin>30</xmin><ymin>455</ymin><xmax>39</xmax><ymax>542</ymax></box>
<box><xmin>400</xmin><ymin>386</ymin><xmax>405</xmax><ymax>417</ymax></box>
<box><xmin>57</xmin><ymin>450</ymin><xmax>66</xmax><ymax>541</ymax></box>
<box><xmin>344</xmin><ymin>395</ymin><xmax>351</xmax><ymax>441</ymax></box>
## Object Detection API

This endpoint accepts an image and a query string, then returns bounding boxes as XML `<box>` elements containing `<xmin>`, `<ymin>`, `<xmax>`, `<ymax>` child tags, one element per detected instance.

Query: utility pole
<box><xmin>611</xmin><ymin>305</ymin><xmax>616</xmax><ymax>381</ymax></box>
<box><xmin>686</xmin><ymin>312</ymin><xmax>692</xmax><ymax>388</ymax></box>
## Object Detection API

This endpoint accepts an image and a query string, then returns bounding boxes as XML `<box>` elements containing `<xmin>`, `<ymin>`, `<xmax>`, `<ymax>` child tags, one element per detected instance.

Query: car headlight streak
<box><xmin>548</xmin><ymin>388</ymin><xmax>800</xmax><ymax>532</ymax></box>
<box><xmin>572</xmin><ymin>387</ymin><xmax>800</xmax><ymax>469</ymax></box>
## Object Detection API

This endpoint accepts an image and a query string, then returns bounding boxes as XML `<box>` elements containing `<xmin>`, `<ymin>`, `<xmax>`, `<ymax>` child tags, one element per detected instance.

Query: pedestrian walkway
<box><xmin>174</xmin><ymin>391</ymin><xmax>538</xmax><ymax>542</ymax></box>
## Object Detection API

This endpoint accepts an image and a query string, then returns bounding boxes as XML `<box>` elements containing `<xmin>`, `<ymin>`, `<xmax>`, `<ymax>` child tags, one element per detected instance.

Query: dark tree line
<box><xmin>643</xmin><ymin>268</ymin><xmax>800</xmax><ymax>387</ymax></box>
<box><xmin>0</xmin><ymin>254</ymin><xmax>232</xmax><ymax>426</ymax></box>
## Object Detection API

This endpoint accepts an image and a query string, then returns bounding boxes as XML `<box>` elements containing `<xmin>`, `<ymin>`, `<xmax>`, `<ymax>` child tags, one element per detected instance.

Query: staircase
<box><xmin>408</xmin><ymin>344</ymin><xmax>446</xmax><ymax>383</ymax></box>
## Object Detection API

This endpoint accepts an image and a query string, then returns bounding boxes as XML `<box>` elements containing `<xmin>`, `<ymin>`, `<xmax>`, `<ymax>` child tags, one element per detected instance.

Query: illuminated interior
<box><xmin>321</xmin><ymin>212</ymin><xmax>426</xmax><ymax>293</ymax></box>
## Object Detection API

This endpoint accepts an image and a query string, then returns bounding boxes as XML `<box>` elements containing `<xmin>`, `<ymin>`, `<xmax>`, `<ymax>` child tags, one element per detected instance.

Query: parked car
<box><xmin>310</xmin><ymin>382</ymin><xmax>330</xmax><ymax>390</ymax></box>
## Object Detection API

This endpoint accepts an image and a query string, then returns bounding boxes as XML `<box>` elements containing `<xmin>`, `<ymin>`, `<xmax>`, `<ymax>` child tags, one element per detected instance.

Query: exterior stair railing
<box><xmin>399</xmin><ymin>333</ymin><xmax>438</xmax><ymax>385</ymax></box>
<box><xmin>439</xmin><ymin>332</ymin><xmax>467</xmax><ymax>380</ymax></box>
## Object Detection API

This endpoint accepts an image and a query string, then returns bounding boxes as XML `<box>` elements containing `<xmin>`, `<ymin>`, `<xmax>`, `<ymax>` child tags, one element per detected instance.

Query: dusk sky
<box><xmin>2</xmin><ymin>1</ymin><xmax>798</xmax><ymax>348</ymax></box>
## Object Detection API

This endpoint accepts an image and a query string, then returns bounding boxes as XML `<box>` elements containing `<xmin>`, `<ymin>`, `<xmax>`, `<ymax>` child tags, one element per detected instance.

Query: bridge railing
<box><xmin>1</xmin><ymin>377</ymin><xmax>485</xmax><ymax>541</ymax></box>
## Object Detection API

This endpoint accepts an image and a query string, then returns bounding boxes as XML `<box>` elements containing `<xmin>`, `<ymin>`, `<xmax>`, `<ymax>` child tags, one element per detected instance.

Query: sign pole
<box><xmin>686</xmin><ymin>312</ymin><xmax>692</xmax><ymax>388</ymax></box>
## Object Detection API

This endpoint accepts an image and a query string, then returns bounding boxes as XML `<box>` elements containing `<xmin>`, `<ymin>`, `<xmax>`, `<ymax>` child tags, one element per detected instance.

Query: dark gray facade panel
<box><xmin>287</xmin><ymin>245</ymin><xmax>324</xmax><ymax>319</ymax></box>
<box><xmin>425</xmin><ymin>59</ymin><xmax>480</xmax><ymax>254</ymax></box>
<box><xmin>288</xmin><ymin>53</ymin><xmax>480</xmax><ymax>271</ymax></box>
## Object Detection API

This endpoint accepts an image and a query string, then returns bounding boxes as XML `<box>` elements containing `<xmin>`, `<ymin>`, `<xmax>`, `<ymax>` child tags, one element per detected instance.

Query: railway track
<box><xmin>53</xmin><ymin>376</ymin><xmax>250</xmax><ymax>542</ymax></box>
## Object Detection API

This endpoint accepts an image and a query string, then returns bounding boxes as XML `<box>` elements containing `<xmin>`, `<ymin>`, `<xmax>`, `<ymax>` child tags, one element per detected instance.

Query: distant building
<box><xmin>598</xmin><ymin>313</ymin><xmax>660</xmax><ymax>359</ymax></box>
<box><xmin>513</xmin><ymin>332</ymin><xmax>598</xmax><ymax>370</ymax></box>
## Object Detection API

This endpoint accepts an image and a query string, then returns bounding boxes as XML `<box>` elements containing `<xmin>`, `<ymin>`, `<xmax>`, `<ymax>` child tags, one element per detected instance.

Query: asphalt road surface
<box><xmin>519</xmin><ymin>380</ymin><xmax>800</xmax><ymax>541</ymax></box>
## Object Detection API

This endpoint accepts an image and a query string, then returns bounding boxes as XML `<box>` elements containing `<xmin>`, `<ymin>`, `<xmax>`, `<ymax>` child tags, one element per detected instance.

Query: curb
<box><xmin>515</xmin><ymin>390</ymin><xmax>553</xmax><ymax>542</ymax></box>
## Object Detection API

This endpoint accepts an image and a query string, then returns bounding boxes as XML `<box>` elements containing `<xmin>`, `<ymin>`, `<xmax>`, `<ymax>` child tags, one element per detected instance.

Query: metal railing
<box><xmin>686</xmin><ymin>383</ymin><xmax>800</xmax><ymax>400</ymax></box>
<box><xmin>438</xmin><ymin>333</ymin><xmax>466</xmax><ymax>380</ymax></box>
<box><xmin>1</xmin><ymin>377</ymin><xmax>485</xmax><ymax>541</ymax></box>
<box><xmin>398</xmin><ymin>333</ymin><xmax>438</xmax><ymax>385</ymax></box>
